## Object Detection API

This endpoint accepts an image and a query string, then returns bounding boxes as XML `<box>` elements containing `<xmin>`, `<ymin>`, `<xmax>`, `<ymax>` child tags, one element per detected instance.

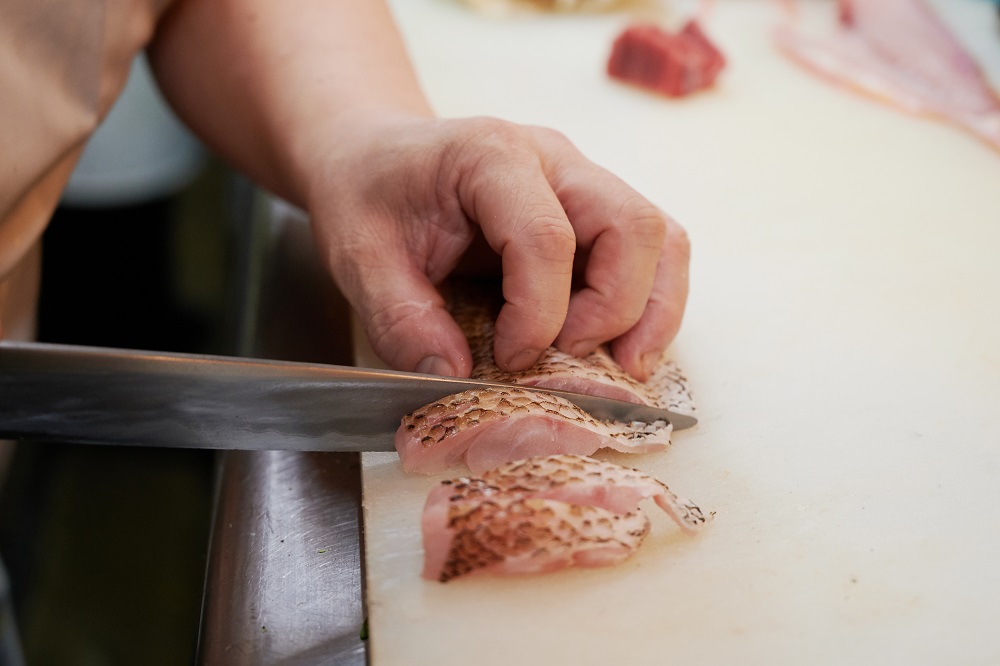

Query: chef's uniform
<box><xmin>0</xmin><ymin>0</ymin><xmax>170</xmax><ymax>341</ymax></box>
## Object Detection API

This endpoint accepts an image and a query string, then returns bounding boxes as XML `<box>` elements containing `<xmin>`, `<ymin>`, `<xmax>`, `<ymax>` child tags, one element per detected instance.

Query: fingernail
<box><xmin>416</xmin><ymin>355</ymin><xmax>456</xmax><ymax>377</ymax></box>
<box><xmin>505</xmin><ymin>348</ymin><xmax>541</xmax><ymax>372</ymax></box>
<box><xmin>641</xmin><ymin>350</ymin><xmax>662</xmax><ymax>378</ymax></box>
<box><xmin>568</xmin><ymin>339</ymin><xmax>600</xmax><ymax>358</ymax></box>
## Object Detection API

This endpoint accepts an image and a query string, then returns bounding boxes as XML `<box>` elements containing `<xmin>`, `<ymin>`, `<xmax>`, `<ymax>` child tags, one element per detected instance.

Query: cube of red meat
<box><xmin>607</xmin><ymin>21</ymin><xmax>726</xmax><ymax>97</ymax></box>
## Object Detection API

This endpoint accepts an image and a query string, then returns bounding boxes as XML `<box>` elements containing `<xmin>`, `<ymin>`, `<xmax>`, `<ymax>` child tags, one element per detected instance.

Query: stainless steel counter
<box><xmin>199</xmin><ymin>450</ymin><xmax>364</xmax><ymax>664</ymax></box>
<box><xmin>198</xmin><ymin>195</ymin><xmax>365</xmax><ymax>664</ymax></box>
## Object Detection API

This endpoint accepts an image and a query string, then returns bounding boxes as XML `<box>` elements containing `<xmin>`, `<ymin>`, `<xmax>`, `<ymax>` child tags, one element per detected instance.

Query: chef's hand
<box><xmin>149</xmin><ymin>0</ymin><xmax>688</xmax><ymax>381</ymax></box>
<box><xmin>306</xmin><ymin>114</ymin><xmax>690</xmax><ymax>382</ymax></box>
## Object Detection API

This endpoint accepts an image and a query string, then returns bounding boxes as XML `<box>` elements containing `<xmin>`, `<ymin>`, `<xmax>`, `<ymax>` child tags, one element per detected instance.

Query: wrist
<box><xmin>294</xmin><ymin>108</ymin><xmax>435</xmax><ymax>214</ymax></box>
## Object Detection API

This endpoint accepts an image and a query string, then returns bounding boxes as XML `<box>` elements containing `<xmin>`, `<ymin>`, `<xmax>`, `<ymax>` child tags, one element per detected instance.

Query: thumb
<box><xmin>349</xmin><ymin>263</ymin><xmax>472</xmax><ymax>378</ymax></box>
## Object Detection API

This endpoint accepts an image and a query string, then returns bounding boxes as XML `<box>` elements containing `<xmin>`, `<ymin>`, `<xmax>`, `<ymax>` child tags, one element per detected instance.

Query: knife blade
<box><xmin>0</xmin><ymin>341</ymin><xmax>696</xmax><ymax>452</ymax></box>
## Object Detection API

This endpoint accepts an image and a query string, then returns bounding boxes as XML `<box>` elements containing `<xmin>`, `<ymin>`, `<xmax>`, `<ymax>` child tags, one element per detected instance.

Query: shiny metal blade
<box><xmin>0</xmin><ymin>341</ymin><xmax>696</xmax><ymax>452</ymax></box>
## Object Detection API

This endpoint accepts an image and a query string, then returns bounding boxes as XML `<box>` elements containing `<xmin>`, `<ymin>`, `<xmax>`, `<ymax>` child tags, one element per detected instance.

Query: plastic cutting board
<box><xmin>359</xmin><ymin>2</ymin><xmax>1000</xmax><ymax>663</ymax></box>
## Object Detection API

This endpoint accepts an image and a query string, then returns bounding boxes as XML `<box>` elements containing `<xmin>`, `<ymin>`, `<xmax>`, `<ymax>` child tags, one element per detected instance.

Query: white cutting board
<box><xmin>360</xmin><ymin>1</ymin><xmax>1000</xmax><ymax>663</ymax></box>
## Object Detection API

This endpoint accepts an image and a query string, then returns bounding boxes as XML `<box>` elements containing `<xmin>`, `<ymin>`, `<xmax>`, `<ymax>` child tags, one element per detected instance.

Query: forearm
<box><xmin>147</xmin><ymin>0</ymin><xmax>434</xmax><ymax>207</ymax></box>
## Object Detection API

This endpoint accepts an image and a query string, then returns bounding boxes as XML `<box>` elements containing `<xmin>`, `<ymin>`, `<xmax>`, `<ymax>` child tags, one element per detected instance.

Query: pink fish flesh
<box><xmin>775</xmin><ymin>0</ymin><xmax>1000</xmax><ymax>151</ymax></box>
<box><xmin>425</xmin><ymin>496</ymin><xmax>651</xmax><ymax>582</ymax></box>
<box><xmin>394</xmin><ymin>283</ymin><xmax>696</xmax><ymax>474</ymax></box>
<box><xmin>396</xmin><ymin>386</ymin><xmax>671</xmax><ymax>475</ymax></box>
<box><xmin>422</xmin><ymin>454</ymin><xmax>709</xmax><ymax>582</ymax></box>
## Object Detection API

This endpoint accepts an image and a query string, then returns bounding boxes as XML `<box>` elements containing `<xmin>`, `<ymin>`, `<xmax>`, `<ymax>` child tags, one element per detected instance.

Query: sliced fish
<box><xmin>775</xmin><ymin>0</ymin><xmax>1000</xmax><ymax>151</ymax></box>
<box><xmin>422</xmin><ymin>454</ymin><xmax>709</xmax><ymax>582</ymax></box>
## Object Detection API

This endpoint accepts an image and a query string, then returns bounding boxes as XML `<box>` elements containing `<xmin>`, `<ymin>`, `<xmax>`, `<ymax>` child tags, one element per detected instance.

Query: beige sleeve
<box><xmin>0</xmin><ymin>0</ymin><xmax>169</xmax><ymax>338</ymax></box>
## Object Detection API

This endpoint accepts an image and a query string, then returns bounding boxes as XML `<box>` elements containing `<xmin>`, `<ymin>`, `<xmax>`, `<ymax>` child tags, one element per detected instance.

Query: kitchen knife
<box><xmin>0</xmin><ymin>341</ymin><xmax>697</xmax><ymax>452</ymax></box>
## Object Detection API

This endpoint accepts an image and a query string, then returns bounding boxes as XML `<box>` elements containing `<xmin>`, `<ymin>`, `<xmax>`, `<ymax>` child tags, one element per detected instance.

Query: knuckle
<box><xmin>617</xmin><ymin>198</ymin><xmax>668</xmax><ymax>247</ymax></box>
<box><xmin>606</xmin><ymin>286</ymin><xmax>645</xmax><ymax>326</ymax></box>
<box><xmin>464</xmin><ymin>117</ymin><xmax>528</xmax><ymax>154</ymax></box>
<box><xmin>595</xmin><ymin>299</ymin><xmax>640</xmax><ymax>331</ymax></box>
<box><xmin>537</xmin><ymin>301</ymin><xmax>570</xmax><ymax>329</ymax></box>
<box><xmin>525</xmin><ymin>213</ymin><xmax>577</xmax><ymax>258</ymax></box>
<box><xmin>528</xmin><ymin>124</ymin><xmax>572</xmax><ymax>149</ymax></box>
<box><xmin>664</xmin><ymin>216</ymin><xmax>692</xmax><ymax>260</ymax></box>
<box><xmin>367</xmin><ymin>300</ymin><xmax>433</xmax><ymax>356</ymax></box>
<box><xmin>446</xmin><ymin>118</ymin><xmax>537</xmax><ymax>191</ymax></box>
<box><xmin>496</xmin><ymin>301</ymin><xmax>565</xmax><ymax>357</ymax></box>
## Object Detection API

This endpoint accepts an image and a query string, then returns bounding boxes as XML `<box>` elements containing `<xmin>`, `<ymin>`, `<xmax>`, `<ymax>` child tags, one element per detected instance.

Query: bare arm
<box><xmin>148</xmin><ymin>0</ymin><xmax>431</xmax><ymax>206</ymax></box>
<box><xmin>148</xmin><ymin>0</ymin><xmax>689</xmax><ymax>380</ymax></box>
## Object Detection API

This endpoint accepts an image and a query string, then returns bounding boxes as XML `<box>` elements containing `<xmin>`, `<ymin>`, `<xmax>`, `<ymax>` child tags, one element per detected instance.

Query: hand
<box><xmin>149</xmin><ymin>1</ymin><xmax>687</xmax><ymax>380</ymax></box>
<box><xmin>306</xmin><ymin>114</ymin><xmax>690</xmax><ymax>382</ymax></box>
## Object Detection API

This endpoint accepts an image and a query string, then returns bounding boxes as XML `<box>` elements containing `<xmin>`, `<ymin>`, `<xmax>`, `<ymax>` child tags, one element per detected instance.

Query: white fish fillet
<box><xmin>394</xmin><ymin>283</ymin><xmax>697</xmax><ymax>474</ymax></box>
<box><xmin>452</xmin><ymin>286</ymin><xmax>698</xmax><ymax>416</ymax></box>
<box><xmin>396</xmin><ymin>386</ymin><xmax>672</xmax><ymax>474</ymax></box>
<box><xmin>425</xmin><ymin>496</ymin><xmax>651</xmax><ymax>582</ymax></box>
<box><xmin>422</xmin><ymin>455</ymin><xmax>710</xmax><ymax>582</ymax></box>
<box><xmin>775</xmin><ymin>0</ymin><xmax>1000</xmax><ymax>151</ymax></box>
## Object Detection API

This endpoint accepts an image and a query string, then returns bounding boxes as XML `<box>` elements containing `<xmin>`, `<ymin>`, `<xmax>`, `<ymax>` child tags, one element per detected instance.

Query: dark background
<box><xmin>0</xmin><ymin>161</ymin><xmax>233</xmax><ymax>664</ymax></box>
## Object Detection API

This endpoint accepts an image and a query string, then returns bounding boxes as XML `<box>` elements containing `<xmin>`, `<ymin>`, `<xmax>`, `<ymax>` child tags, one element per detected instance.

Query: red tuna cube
<box><xmin>607</xmin><ymin>20</ymin><xmax>726</xmax><ymax>97</ymax></box>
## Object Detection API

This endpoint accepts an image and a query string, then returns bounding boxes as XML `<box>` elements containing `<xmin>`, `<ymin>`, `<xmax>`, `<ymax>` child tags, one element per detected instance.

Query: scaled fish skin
<box><xmin>396</xmin><ymin>386</ymin><xmax>672</xmax><ymax>475</ymax></box>
<box><xmin>422</xmin><ymin>454</ymin><xmax>710</xmax><ymax>582</ymax></box>
<box><xmin>452</xmin><ymin>286</ymin><xmax>697</xmax><ymax>416</ymax></box>
<box><xmin>395</xmin><ymin>283</ymin><xmax>696</xmax><ymax>474</ymax></box>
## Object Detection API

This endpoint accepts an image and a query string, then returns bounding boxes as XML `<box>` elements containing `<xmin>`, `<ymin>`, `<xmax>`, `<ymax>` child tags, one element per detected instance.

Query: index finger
<box><xmin>455</xmin><ymin>127</ymin><xmax>576</xmax><ymax>371</ymax></box>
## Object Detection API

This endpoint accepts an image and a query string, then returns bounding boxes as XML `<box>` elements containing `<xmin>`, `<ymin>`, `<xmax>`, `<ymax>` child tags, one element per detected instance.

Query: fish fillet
<box><xmin>452</xmin><ymin>285</ymin><xmax>697</xmax><ymax>416</ymax></box>
<box><xmin>775</xmin><ymin>0</ymin><xmax>1000</xmax><ymax>152</ymax></box>
<box><xmin>395</xmin><ymin>283</ymin><xmax>695</xmax><ymax>474</ymax></box>
<box><xmin>422</xmin><ymin>454</ymin><xmax>710</xmax><ymax>582</ymax></box>
<box><xmin>396</xmin><ymin>386</ymin><xmax>672</xmax><ymax>474</ymax></box>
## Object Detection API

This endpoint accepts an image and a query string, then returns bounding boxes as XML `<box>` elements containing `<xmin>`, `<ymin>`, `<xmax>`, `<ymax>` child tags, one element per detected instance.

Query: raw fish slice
<box><xmin>480</xmin><ymin>344</ymin><xmax>665</xmax><ymax>405</ymax></box>
<box><xmin>839</xmin><ymin>0</ymin><xmax>997</xmax><ymax>115</ymax></box>
<box><xmin>481</xmin><ymin>454</ymin><xmax>708</xmax><ymax>531</ymax></box>
<box><xmin>428</xmin><ymin>454</ymin><xmax>710</xmax><ymax>533</ymax></box>
<box><xmin>422</xmin><ymin>454</ymin><xmax>708</xmax><ymax>582</ymax></box>
<box><xmin>396</xmin><ymin>387</ymin><xmax>672</xmax><ymax>475</ymax></box>
<box><xmin>775</xmin><ymin>0</ymin><xmax>1000</xmax><ymax>151</ymax></box>
<box><xmin>395</xmin><ymin>282</ymin><xmax>696</xmax><ymax>474</ymax></box>
<box><xmin>646</xmin><ymin>354</ymin><xmax>698</xmax><ymax>417</ymax></box>
<box><xmin>450</xmin><ymin>283</ymin><xmax>697</xmax><ymax>415</ymax></box>
<box><xmin>424</xmin><ymin>496</ymin><xmax>650</xmax><ymax>582</ymax></box>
